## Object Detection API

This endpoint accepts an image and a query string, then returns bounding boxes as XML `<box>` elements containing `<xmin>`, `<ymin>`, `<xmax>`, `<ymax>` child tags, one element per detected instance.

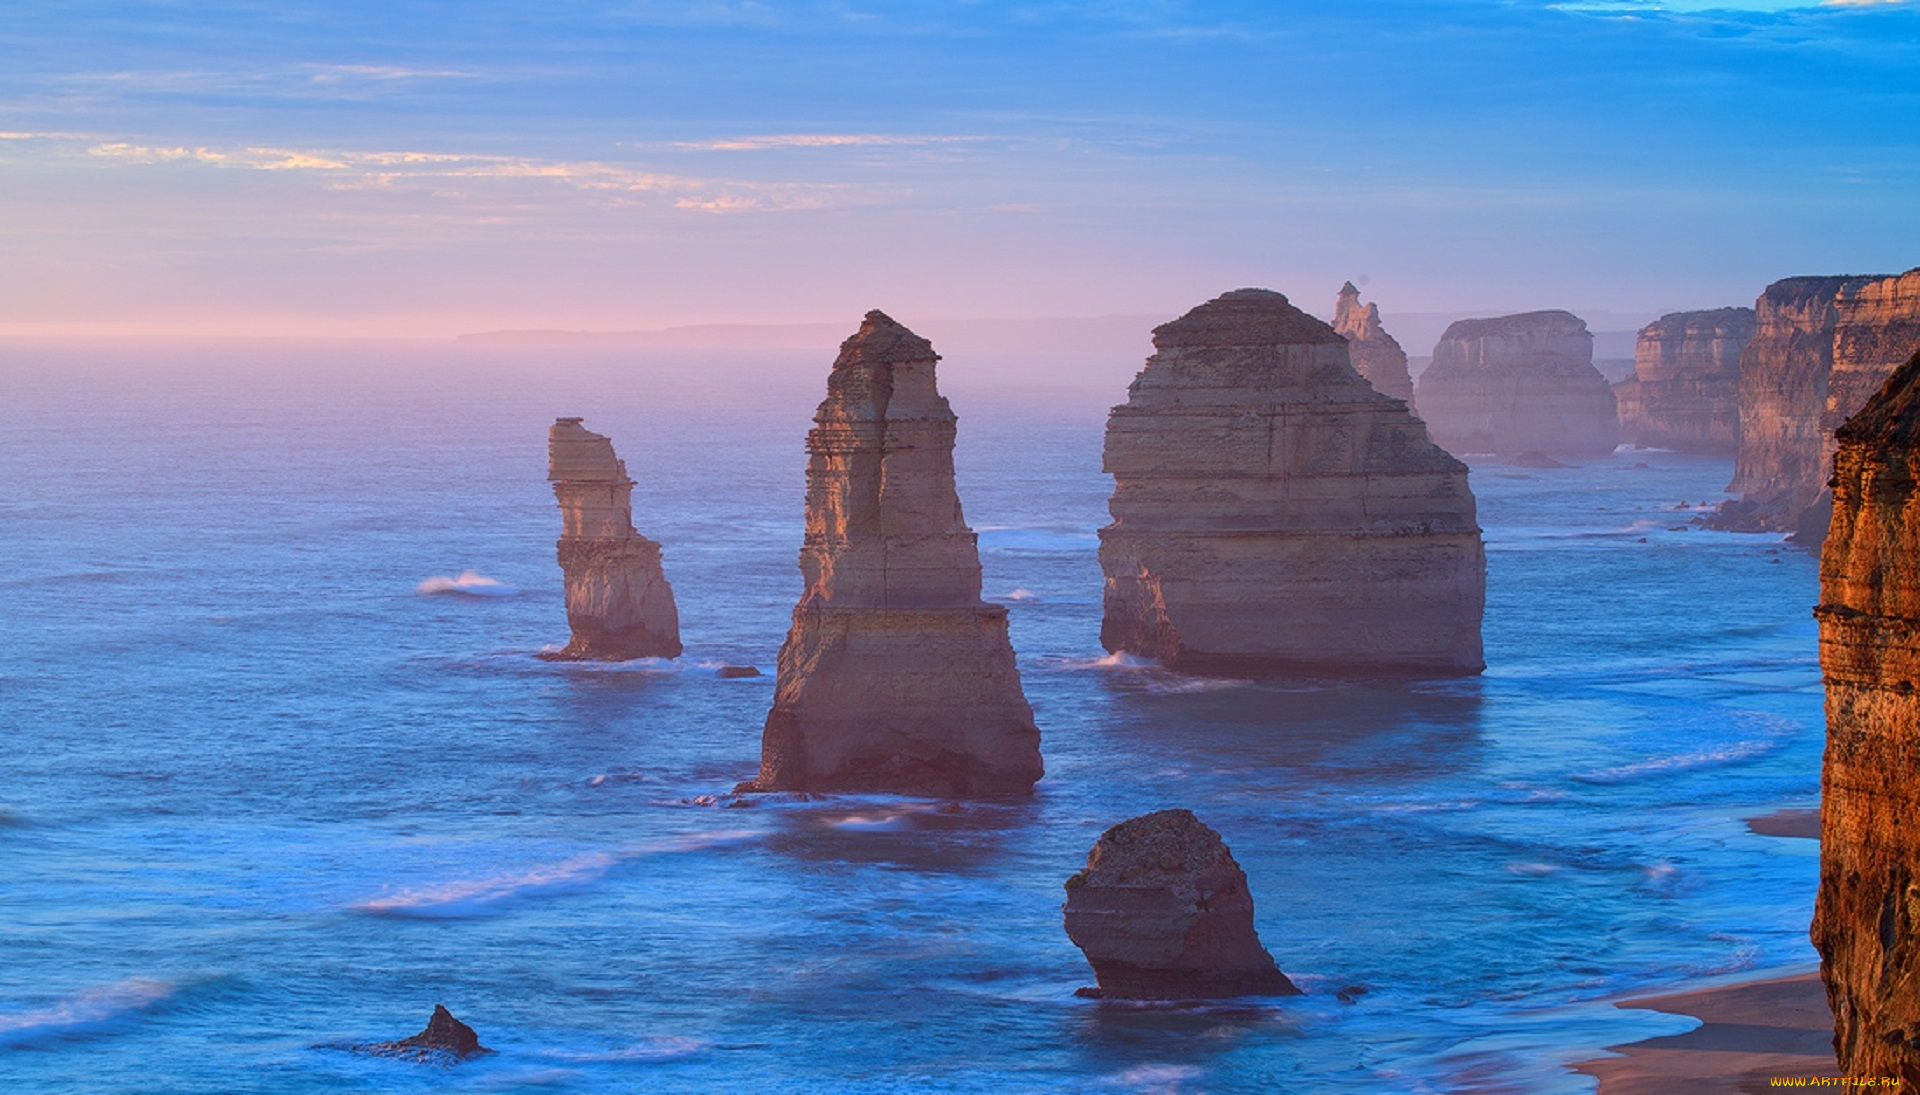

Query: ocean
<box><xmin>0</xmin><ymin>339</ymin><xmax>1823</xmax><ymax>1093</ymax></box>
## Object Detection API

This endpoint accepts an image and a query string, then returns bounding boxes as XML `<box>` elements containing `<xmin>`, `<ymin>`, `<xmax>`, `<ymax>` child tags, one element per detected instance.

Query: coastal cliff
<box><xmin>1812</xmin><ymin>349</ymin><xmax>1920</xmax><ymax>1084</ymax></box>
<box><xmin>546</xmin><ymin>417</ymin><xmax>682</xmax><ymax>660</ymax></box>
<box><xmin>1712</xmin><ymin>274</ymin><xmax>1900</xmax><ymax>534</ymax></box>
<box><xmin>742</xmin><ymin>311</ymin><xmax>1043</xmax><ymax>796</ymax></box>
<box><xmin>1615</xmin><ymin>307</ymin><xmax>1753</xmax><ymax>454</ymax></box>
<box><xmin>1333</xmin><ymin>281</ymin><xmax>1416</xmax><ymax>409</ymax></box>
<box><xmin>1098</xmin><ymin>288</ymin><xmax>1484</xmax><ymax>676</ymax></box>
<box><xmin>1063</xmin><ymin>810</ymin><xmax>1300</xmax><ymax>1000</ymax></box>
<box><xmin>1415</xmin><ymin>310</ymin><xmax>1618</xmax><ymax>456</ymax></box>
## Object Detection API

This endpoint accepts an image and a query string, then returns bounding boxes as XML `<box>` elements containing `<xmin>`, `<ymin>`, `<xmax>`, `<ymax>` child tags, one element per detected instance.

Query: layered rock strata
<box><xmin>742</xmin><ymin>311</ymin><xmax>1043</xmax><ymax>796</ymax></box>
<box><xmin>546</xmin><ymin>417</ymin><xmax>682</xmax><ymax>660</ymax></box>
<box><xmin>1812</xmin><ymin>349</ymin><xmax>1920</xmax><ymax>1084</ymax></box>
<box><xmin>1415</xmin><ymin>310</ymin><xmax>1619</xmax><ymax>456</ymax></box>
<box><xmin>1063</xmin><ymin>809</ymin><xmax>1300</xmax><ymax>1000</ymax></box>
<box><xmin>1615</xmin><ymin>307</ymin><xmax>1754</xmax><ymax>454</ymax></box>
<box><xmin>1099</xmin><ymin>288</ymin><xmax>1485</xmax><ymax>676</ymax></box>
<box><xmin>1333</xmin><ymin>281</ymin><xmax>1416</xmax><ymax>409</ymax></box>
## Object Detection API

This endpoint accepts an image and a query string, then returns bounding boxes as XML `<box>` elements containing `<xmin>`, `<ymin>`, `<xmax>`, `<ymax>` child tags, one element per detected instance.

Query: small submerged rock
<box><xmin>1063</xmin><ymin>809</ymin><xmax>1300</xmax><ymax>1001</ymax></box>
<box><xmin>716</xmin><ymin>665</ymin><xmax>763</xmax><ymax>679</ymax></box>
<box><xmin>339</xmin><ymin>1004</ymin><xmax>494</xmax><ymax>1065</ymax></box>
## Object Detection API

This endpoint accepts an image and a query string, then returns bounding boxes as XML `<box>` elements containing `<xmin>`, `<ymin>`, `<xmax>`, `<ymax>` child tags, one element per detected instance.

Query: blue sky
<box><xmin>1</xmin><ymin>0</ymin><xmax>1914</xmax><ymax>335</ymax></box>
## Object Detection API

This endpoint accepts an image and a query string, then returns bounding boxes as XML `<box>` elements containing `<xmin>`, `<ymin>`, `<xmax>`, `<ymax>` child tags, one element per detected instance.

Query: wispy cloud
<box><xmin>675</xmin><ymin>133</ymin><xmax>984</xmax><ymax>151</ymax></box>
<box><xmin>64</xmin><ymin>136</ymin><xmax>869</xmax><ymax>213</ymax></box>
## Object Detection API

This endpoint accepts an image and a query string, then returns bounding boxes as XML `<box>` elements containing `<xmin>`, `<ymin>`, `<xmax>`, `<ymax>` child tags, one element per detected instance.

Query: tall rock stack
<box><xmin>741</xmin><ymin>311</ymin><xmax>1043</xmax><ymax>796</ymax></box>
<box><xmin>1099</xmin><ymin>288</ymin><xmax>1485</xmax><ymax>677</ymax></box>
<box><xmin>1615</xmin><ymin>307</ymin><xmax>1754</xmax><ymax>454</ymax></box>
<box><xmin>1415</xmin><ymin>310</ymin><xmax>1618</xmax><ymax>457</ymax></box>
<box><xmin>1333</xmin><ymin>281</ymin><xmax>1416</xmax><ymax>410</ymax></box>
<box><xmin>546</xmin><ymin>417</ymin><xmax>682</xmax><ymax>660</ymax></box>
<box><xmin>1812</xmin><ymin>349</ymin><xmax>1920</xmax><ymax>1085</ymax></box>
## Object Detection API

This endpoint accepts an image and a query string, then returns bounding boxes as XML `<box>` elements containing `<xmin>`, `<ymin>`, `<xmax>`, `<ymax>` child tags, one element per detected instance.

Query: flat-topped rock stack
<box><xmin>1099</xmin><ymin>288</ymin><xmax>1485</xmax><ymax>677</ymax></box>
<box><xmin>1333</xmin><ymin>281</ymin><xmax>1415</xmax><ymax>409</ymax></box>
<box><xmin>545</xmin><ymin>417</ymin><xmax>682</xmax><ymax>660</ymax></box>
<box><xmin>740</xmin><ymin>311</ymin><xmax>1043</xmax><ymax>797</ymax></box>
<box><xmin>1615</xmin><ymin>307</ymin><xmax>1754</xmax><ymax>454</ymax></box>
<box><xmin>1415</xmin><ymin>310</ymin><xmax>1619</xmax><ymax>457</ymax></box>
<box><xmin>1063</xmin><ymin>809</ymin><xmax>1300</xmax><ymax>1000</ymax></box>
<box><xmin>1813</xmin><ymin>348</ymin><xmax>1920</xmax><ymax>1085</ymax></box>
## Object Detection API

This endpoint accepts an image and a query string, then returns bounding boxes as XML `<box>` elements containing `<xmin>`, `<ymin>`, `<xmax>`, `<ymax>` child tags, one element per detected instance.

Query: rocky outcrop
<box><xmin>1063</xmin><ymin>809</ymin><xmax>1300</xmax><ymax>1000</ymax></box>
<box><xmin>1710</xmin><ymin>273</ymin><xmax>1920</xmax><ymax>534</ymax></box>
<box><xmin>1615</xmin><ymin>307</ymin><xmax>1754</xmax><ymax>454</ymax></box>
<box><xmin>1812</xmin><ymin>349</ymin><xmax>1920</xmax><ymax>1085</ymax></box>
<box><xmin>1334</xmin><ymin>281</ymin><xmax>1415</xmax><ymax>409</ymax></box>
<box><xmin>545</xmin><ymin>418</ymin><xmax>682</xmax><ymax>660</ymax></box>
<box><xmin>345</xmin><ymin>1005</ymin><xmax>493</xmax><ymax>1064</ymax></box>
<box><xmin>1098</xmin><ymin>288</ymin><xmax>1484</xmax><ymax>677</ymax></box>
<box><xmin>740</xmin><ymin>311</ymin><xmax>1043</xmax><ymax>796</ymax></box>
<box><xmin>1414</xmin><ymin>310</ymin><xmax>1619</xmax><ymax>456</ymax></box>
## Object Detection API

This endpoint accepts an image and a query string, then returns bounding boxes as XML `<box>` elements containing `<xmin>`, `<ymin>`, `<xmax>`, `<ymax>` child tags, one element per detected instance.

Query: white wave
<box><xmin>356</xmin><ymin>831</ymin><xmax>759</xmax><ymax>917</ymax></box>
<box><xmin>417</xmin><ymin>570</ymin><xmax>518</xmax><ymax>596</ymax></box>
<box><xmin>0</xmin><ymin>978</ymin><xmax>173</xmax><ymax>1045</ymax></box>
<box><xmin>829</xmin><ymin>813</ymin><xmax>915</xmax><ymax>832</ymax></box>
<box><xmin>992</xmin><ymin>587</ymin><xmax>1040</xmax><ymax>602</ymax></box>
<box><xmin>544</xmin><ymin>1037</ymin><xmax>709</xmax><ymax>1063</ymax></box>
<box><xmin>1101</xmin><ymin>1063</ymin><xmax>1207</xmax><ymax>1092</ymax></box>
<box><xmin>1571</xmin><ymin>731</ymin><xmax>1790</xmax><ymax>784</ymax></box>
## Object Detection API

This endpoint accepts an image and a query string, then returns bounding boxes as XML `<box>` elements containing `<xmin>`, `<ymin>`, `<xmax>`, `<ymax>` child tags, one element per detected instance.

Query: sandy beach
<box><xmin>1573</xmin><ymin>970</ymin><xmax>1836</xmax><ymax>1094</ymax></box>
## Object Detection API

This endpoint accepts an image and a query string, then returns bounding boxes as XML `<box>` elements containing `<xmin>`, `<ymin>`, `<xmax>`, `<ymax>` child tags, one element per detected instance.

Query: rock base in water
<box><xmin>338</xmin><ymin>1004</ymin><xmax>493</xmax><ymax>1065</ymax></box>
<box><xmin>1063</xmin><ymin>809</ymin><xmax>1300</xmax><ymax>1001</ymax></box>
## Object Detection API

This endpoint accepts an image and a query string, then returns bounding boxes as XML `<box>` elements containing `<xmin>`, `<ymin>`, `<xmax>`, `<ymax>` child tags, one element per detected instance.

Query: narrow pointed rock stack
<box><xmin>1063</xmin><ymin>809</ymin><xmax>1300</xmax><ymax>1000</ymax></box>
<box><xmin>741</xmin><ymin>311</ymin><xmax>1043</xmax><ymax>796</ymax></box>
<box><xmin>1813</xmin><ymin>348</ymin><xmax>1920</xmax><ymax>1085</ymax></box>
<box><xmin>1333</xmin><ymin>281</ymin><xmax>1416</xmax><ymax>409</ymax></box>
<box><xmin>1099</xmin><ymin>288</ymin><xmax>1485</xmax><ymax>677</ymax></box>
<box><xmin>546</xmin><ymin>417</ymin><xmax>682</xmax><ymax>660</ymax></box>
<box><xmin>1615</xmin><ymin>307</ymin><xmax>1754</xmax><ymax>454</ymax></box>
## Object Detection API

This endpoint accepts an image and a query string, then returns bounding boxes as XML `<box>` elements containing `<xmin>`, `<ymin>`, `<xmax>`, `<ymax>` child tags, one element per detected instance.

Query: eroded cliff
<box><xmin>1334</xmin><ymin>281</ymin><xmax>1416</xmax><ymax>409</ymax></box>
<box><xmin>741</xmin><ymin>311</ymin><xmax>1043</xmax><ymax>796</ymax></box>
<box><xmin>1615</xmin><ymin>307</ymin><xmax>1753</xmax><ymax>454</ymax></box>
<box><xmin>546</xmin><ymin>417</ymin><xmax>682</xmax><ymax>660</ymax></box>
<box><xmin>1099</xmin><ymin>288</ymin><xmax>1484</xmax><ymax>676</ymax></box>
<box><xmin>1812</xmin><ymin>349</ymin><xmax>1920</xmax><ymax>1084</ymax></box>
<box><xmin>1415</xmin><ymin>310</ymin><xmax>1618</xmax><ymax>457</ymax></box>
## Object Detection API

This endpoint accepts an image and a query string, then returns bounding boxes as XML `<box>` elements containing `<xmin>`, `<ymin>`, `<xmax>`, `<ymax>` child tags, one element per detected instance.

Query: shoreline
<box><xmin>1572</xmin><ymin>966</ymin><xmax>1835</xmax><ymax>1093</ymax></box>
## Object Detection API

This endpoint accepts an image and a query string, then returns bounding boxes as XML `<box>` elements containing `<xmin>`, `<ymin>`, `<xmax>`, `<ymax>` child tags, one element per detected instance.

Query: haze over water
<box><xmin>0</xmin><ymin>341</ymin><xmax>1821</xmax><ymax>1092</ymax></box>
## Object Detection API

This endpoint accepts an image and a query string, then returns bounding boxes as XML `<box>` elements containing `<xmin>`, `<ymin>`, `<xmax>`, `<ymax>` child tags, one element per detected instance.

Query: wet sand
<box><xmin>1746</xmin><ymin>808</ymin><xmax>1820</xmax><ymax>839</ymax></box>
<box><xmin>1573</xmin><ymin>971</ymin><xmax>1835</xmax><ymax>1094</ymax></box>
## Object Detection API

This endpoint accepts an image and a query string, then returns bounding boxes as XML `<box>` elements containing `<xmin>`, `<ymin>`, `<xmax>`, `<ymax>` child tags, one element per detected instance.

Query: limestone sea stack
<box><xmin>1812</xmin><ymin>349</ymin><xmax>1920</xmax><ymax>1084</ymax></box>
<box><xmin>741</xmin><ymin>311</ymin><xmax>1043</xmax><ymax>796</ymax></box>
<box><xmin>1615</xmin><ymin>307</ymin><xmax>1754</xmax><ymax>454</ymax></box>
<box><xmin>546</xmin><ymin>417</ymin><xmax>682</xmax><ymax>660</ymax></box>
<box><xmin>1333</xmin><ymin>281</ymin><xmax>1416</xmax><ymax>409</ymax></box>
<box><xmin>1415</xmin><ymin>310</ymin><xmax>1619</xmax><ymax>457</ymax></box>
<box><xmin>1098</xmin><ymin>288</ymin><xmax>1485</xmax><ymax>677</ymax></box>
<box><xmin>1063</xmin><ymin>809</ymin><xmax>1300</xmax><ymax>1000</ymax></box>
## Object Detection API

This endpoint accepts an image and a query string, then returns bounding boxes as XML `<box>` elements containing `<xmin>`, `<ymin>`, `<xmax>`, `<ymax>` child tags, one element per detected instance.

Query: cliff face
<box><xmin>1415</xmin><ymin>310</ymin><xmax>1619</xmax><ymax>456</ymax></box>
<box><xmin>1063</xmin><ymin>809</ymin><xmax>1300</xmax><ymax>1000</ymax></box>
<box><xmin>1334</xmin><ymin>281</ymin><xmax>1416</xmax><ymax>409</ymax></box>
<box><xmin>743</xmin><ymin>311</ymin><xmax>1043</xmax><ymax>796</ymax></box>
<box><xmin>1812</xmin><ymin>349</ymin><xmax>1920</xmax><ymax>1085</ymax></box>
<box><xmin>1715</xmin><ymin>276</ymin><xmax>1884</xmax><ymax>532</ymax></box>
<box><xmin>1099</xmin><ymin>288</ymin><xmax>1485</xmax><ymax>677</ymax></box>
<box><xmin>546</xmin><ymin>418</ymin><xmax>682</xmax><ymax>660</ymax></box>
<box><xmin>1615</xmin><ymin>307</ymin><xmax>1754</xmax><ymax>454</ymax></box>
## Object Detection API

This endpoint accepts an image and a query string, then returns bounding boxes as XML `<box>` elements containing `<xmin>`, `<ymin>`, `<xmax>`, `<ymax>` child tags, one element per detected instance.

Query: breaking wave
<box><xmin>0</xmin><ymin>979</ymin><xmax>174</xmax><ymax>1046</ymax></box>
<box><xmin>416</xmin><ymin>570</ymin><xmax>517</xmax><ymax>597</ymax></box>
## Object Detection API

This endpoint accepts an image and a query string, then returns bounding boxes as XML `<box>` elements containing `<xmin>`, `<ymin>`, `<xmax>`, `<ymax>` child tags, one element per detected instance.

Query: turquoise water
<box><xmin>0</xmin><ymin>341</ymin><xmax>1821</xmax><ymax>1092</ymax></box>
